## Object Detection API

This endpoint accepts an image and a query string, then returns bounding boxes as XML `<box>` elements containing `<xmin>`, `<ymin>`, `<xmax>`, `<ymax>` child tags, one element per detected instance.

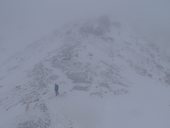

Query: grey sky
<box><xmin>0</xmin><ymin>0</ymin><xmax>170</xmax><ymax>54</ymax></box>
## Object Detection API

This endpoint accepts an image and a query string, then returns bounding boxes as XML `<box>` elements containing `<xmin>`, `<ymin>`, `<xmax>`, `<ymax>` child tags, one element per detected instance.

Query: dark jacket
<box><xmin>55</xmin><ymin>84</ymin><xmax>59</xmax><ymax>96</ymax></box>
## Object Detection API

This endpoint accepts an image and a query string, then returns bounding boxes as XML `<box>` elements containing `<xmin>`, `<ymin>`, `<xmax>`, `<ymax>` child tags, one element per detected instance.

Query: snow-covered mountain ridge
<box><xmin>0</xmin><ymin>16</ymin><xmax>170</xmax><ymax>128</ymax></box>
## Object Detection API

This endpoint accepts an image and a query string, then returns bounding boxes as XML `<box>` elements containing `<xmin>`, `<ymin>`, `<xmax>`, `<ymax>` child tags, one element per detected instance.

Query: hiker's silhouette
<box><xmin>55</xmin><ymin>84</ymin><xmax>59</xmax><ymax>96</ymax></box>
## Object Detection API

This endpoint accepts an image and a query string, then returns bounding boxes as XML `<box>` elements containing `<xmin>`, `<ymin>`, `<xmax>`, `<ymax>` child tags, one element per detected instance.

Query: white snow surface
<box><xmin>0</xmin><ymin>16</ymin><xmax>170</xmax><ymax>128</ymax></box>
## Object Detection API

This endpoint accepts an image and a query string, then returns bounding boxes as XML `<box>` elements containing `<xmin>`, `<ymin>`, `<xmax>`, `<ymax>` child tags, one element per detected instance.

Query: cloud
<box><xmin>0</xmin><ymin>0</ymin><xmax>170</xmax><ymax>54</ymax></box>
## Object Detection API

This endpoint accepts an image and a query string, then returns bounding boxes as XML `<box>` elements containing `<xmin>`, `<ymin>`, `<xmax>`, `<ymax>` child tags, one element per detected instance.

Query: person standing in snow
<box><xmin>55</xmin><ymin>84</ymin><xmax>59</xmax><ymax>96</ymax></box>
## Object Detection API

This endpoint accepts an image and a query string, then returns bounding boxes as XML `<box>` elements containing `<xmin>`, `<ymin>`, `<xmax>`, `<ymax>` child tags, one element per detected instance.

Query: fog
<box><xmin>0</xmin><ymin>0</ymin><xmax>170</xmax><ymax>56</ymax></box>
<box><xmin>0</xmin><ymin>1</ymin><xmax>170</xmax><ymax>127</ymax></box>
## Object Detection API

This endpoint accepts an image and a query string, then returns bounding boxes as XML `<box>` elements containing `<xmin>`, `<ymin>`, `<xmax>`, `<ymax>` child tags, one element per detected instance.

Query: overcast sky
<box><xmin>0</xmin><ymin>0</ymin><xmax>170</xmax><ymax>55</ymax></box>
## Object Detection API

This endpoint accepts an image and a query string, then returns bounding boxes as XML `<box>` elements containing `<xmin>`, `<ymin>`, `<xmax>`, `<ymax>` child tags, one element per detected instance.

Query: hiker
<box><xmin>55</xmin><ymin>84</ymin><xmax>59</xmax><ymax>96</ymax></box>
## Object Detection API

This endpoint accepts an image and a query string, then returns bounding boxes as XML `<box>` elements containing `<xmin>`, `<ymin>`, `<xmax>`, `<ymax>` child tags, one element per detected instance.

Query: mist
<box><xmin>1</xmin><ymin>1</ymin><xmax>170</xmax><ymax>128</ymax></box>
<box><xmin>0</xmin><ymin>0</ymin><xmax>170</xmax><ymax>56</ymax></box>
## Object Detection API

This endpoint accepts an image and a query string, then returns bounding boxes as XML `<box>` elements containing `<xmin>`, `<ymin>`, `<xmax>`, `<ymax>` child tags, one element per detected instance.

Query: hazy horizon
<box><xmin>0</xmin><ymin>0</ymin><xmax>170</xmax><ymax>56</ymax></box>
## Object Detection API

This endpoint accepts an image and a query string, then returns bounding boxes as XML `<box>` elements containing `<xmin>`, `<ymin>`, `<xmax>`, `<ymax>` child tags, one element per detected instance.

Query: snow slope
<box><xmin>0</xmin><ymin>16</ymin><xmax>170</xmax><ymax>128</ymax></box>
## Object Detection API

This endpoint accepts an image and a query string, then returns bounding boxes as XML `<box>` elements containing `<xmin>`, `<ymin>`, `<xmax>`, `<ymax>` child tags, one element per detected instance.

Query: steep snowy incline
<box><xmin>0</xmin><ymin>16</ymin><xmax>170</xmax><ymax>128</ymax></box>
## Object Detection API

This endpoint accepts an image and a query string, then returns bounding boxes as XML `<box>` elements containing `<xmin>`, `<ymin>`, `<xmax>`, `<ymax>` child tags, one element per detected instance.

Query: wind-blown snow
<box><xmin>0</xmin><ymin>16</ymin><xmax>170</xmax><ymax>128</ymax></box>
